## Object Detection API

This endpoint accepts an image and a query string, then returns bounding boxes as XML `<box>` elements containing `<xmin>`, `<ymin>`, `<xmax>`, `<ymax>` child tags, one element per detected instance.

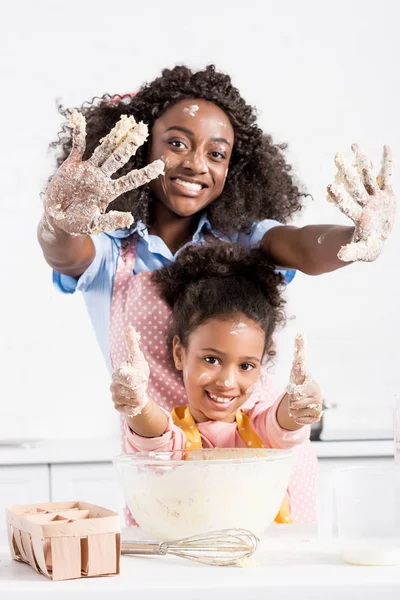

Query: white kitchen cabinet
<box><xmin>0</xmin><ymin>465</ymin><xmax>50</xmax><ymax>530</ymax></box>
<box><xmin>50</xmin><ymin>462</ymin><xmax>125</xmax><ymax>515</ymax></box>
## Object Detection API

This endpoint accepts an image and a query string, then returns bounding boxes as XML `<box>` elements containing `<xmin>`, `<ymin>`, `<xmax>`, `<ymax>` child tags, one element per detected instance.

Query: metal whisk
<box><xmin>121</xmin><ymin>528</ymin><xmax>259</xmax><ymax>567</ymax></box>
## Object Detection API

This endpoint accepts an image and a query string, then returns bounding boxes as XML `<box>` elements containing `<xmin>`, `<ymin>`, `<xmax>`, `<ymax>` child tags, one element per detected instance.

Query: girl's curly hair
<box><xmin>51</xmin><ymin>64</ymin><xmax>305</xmax><ymax>233</ymax></box>
<box><xmin>153</xmin><ymin>241</ymin><xmax>286</xmax><ymax>359</ymax></box>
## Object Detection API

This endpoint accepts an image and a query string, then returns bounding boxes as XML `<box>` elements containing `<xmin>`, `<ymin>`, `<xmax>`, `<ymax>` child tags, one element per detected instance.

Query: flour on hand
<box><xmin>327</xmin><ymin>144</ymin><xmax>396</xmax><ymax>262</ymax></box>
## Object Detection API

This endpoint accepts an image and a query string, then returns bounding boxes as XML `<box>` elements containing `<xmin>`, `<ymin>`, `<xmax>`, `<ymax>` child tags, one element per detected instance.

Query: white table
<box><xmin>1</xmin><ymin>525</ymin><xmax>399</xmax><ymax>599</ymax></box>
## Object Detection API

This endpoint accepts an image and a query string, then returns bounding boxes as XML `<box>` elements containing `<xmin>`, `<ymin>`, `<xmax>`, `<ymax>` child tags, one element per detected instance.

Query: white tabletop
<box><xmin>1</xmin><ymin>525</ymin><xmax>399</xmax><ymax>599</ymax></box>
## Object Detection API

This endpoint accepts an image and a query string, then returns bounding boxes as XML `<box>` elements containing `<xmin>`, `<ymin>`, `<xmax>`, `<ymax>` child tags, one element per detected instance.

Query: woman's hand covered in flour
<box><xmin>327</xmin><ymin>144</ymin><xmax>395</xmax><ymax>262</ymax></box>
<box><xmin>110</xmin><ymin>326</ymin><xmax>151</xmax><ymax>418</ymax></box>
<box><xmin>44</xmin><ymin>111</ymin><xmax>164</xmax><ymax>235</ymax></box>
<box><xmin>286</xmin><ymin>334</ymin><xmax>322</xmax><ymax>426</ymax></box>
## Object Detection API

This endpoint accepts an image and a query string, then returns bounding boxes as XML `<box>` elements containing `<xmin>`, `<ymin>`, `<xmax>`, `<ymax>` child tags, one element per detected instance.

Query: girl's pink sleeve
<box><xmin>122</xmin><ymin>407</ymin><xmax>187</xmax><ymax>453</ymax></box>
<box><xmin>248</xmin><ymin>394</ymin><xmax>311</xmax><ymax>449</ymax></box>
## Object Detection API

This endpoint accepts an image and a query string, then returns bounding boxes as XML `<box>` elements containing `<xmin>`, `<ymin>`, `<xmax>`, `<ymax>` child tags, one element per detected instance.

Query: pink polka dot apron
<box><xmin>109</xmin><ymin>234</ymin><xmax>319</xmax><ymax>526</ymax></box>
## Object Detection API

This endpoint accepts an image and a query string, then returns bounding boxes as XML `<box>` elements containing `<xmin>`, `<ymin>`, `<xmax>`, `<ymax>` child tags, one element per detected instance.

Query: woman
<box><xmin>38</xmin><ymin>65</ymin><xmax>395</xmax><ymax>371</ymax></box>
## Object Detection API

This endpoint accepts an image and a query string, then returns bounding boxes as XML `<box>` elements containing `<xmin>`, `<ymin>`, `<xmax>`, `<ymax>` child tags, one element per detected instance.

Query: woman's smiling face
<box><xmin>148</xmin><ymin>99</ymin><xmax>234</xmax><ymax>218</ymax></box>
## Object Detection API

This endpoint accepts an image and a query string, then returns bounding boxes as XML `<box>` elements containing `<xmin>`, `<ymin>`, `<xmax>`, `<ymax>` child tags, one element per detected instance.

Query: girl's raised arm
<box><xmin>111</xmin><ymin>326</ymin><xmax>168</xmax><ymax>438</ymax></box>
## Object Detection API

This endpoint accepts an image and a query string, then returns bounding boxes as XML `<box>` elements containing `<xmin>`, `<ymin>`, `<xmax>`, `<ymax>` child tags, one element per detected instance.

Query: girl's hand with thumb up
<box><xmin>110</xmin><ymin>326</ymin><xmax>150</xmax><ymax>418</ymax></box>
<box><xmin>286</xmin><ymin>334</ymin><xmax>323</xmax><ymax>427</ymax></box>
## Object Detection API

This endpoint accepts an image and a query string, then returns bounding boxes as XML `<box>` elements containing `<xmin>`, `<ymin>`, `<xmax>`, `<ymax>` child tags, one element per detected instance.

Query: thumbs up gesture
<box><xmin>287</xmin><ymin>334</ymin><xmax>323</xmax><ymax>426</ymax></box>
<box><xmin>110</xmin><ymin>326</ymin><xmax>151</xmax><ymax>418</ymax></box>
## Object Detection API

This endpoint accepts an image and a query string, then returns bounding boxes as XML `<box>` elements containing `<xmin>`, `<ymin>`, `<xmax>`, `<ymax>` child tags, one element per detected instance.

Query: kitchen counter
<box><xmin>0</xmin><ymin>438</ymin><xmax>394</xmax><ymax>465</ymax></box>
<box><xmin>0</xmin><ymin>438</ymin><xmax>121</xmax><ymax>466</ymax></box>
<box><xmin>1</xmin><ymin>525</ymin><xmax>399</xmax><ymax>599</ymax></box>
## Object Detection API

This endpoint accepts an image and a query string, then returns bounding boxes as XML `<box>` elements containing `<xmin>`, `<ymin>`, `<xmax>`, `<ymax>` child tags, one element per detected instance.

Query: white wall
<box><xmin>0</xmin><ymin>0</ymin><xmax>398</xmax><ymax>441</ymax></box>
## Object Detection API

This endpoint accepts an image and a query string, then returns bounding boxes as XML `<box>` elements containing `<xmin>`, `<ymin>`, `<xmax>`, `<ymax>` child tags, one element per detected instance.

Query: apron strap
<box><xmin>171</xmin><ymin>406</ymin><xmax>202</xmax><ymax>449</ymax></box>
<box><xmin>235</xmin><ymin>409</ymin><xmax>265</xmax><ymax>448</ymax></box>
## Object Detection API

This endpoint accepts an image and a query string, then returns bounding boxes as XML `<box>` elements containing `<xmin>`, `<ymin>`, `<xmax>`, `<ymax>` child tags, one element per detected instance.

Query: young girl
<box><xmin>111</xmin><ymin>242</ymin><xmax>322</xmax><ymax>524</ymax></box>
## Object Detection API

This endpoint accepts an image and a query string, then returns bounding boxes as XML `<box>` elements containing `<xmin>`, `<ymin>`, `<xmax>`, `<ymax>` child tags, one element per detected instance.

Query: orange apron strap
<box><xmin>171</xmin><ymin>406</ymin><xmax>202</xmax><ymax>450</ymax></box>
<box><xmin>235</xmin><ymin>409</ymin><xmax>265</xmax><ymax>448</ymax></box>
<box><xmin>274</xmin><ymin>495</ymin><xmax>292</xmax><ymax>524</ymax></box>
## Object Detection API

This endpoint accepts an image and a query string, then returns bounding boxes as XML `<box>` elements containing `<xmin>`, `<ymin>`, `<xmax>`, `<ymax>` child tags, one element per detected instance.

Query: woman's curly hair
<box><xmin>51</xmin><ymin>64</ymin><xmax>305</xmax><ymax>233</ymax></box>
<box><xmin>153</xmin><ymin>241</ymin><xmax>286</xmax><ymax>359</ymax></box>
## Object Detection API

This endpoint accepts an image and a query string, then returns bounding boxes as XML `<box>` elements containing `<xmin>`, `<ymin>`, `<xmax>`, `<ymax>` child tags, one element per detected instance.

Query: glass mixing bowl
<box><xmin>113</xmin><ymin>448</ymin><xmax>294</xmax><ymax>539</ymax></box>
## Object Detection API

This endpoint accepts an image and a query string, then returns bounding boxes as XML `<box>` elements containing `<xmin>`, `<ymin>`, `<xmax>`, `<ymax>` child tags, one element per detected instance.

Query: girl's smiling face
<box><xmin>148</xmin><ymin>98</ymin><xmax>234</xmax><ymax>218</ymax></box>
<box><xmin>172</xmin><ymin>315</ymin><xmax>265</xmax><ymax>423</ymax></box>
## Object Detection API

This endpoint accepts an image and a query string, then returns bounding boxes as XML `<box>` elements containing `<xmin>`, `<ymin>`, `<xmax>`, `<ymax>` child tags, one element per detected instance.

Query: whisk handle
<box><xmin>121</xmin><ymin>541</ymin><xmax>167</xmax><ymax>556</ymax></box>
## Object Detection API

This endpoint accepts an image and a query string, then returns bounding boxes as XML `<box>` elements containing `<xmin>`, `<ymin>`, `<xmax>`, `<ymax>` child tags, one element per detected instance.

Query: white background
<box><xmin>0</xmin><ymin>0</ymin><xmax>398</xmax><ymax>441</ymax></box>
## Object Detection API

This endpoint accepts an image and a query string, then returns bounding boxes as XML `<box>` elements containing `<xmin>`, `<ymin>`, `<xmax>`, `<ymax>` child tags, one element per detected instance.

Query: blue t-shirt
<box><xmin>53</xmin><ymin>214</ymin><xmax>295</xmax><ymax>372</ymax></box>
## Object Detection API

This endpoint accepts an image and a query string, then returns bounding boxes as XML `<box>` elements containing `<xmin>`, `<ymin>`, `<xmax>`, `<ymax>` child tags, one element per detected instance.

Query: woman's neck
<box><xmin>148</xmin><ymin>202</ymin><xmax>200</xmax><ymax>255</ymax></box>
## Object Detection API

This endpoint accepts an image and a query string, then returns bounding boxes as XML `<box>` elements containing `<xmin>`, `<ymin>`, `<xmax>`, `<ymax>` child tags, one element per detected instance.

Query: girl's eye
<box><xmin>240</xmin><ymin>363</ymin><xmax>255</xmax><ymax>372</ymax></box>
<box><xmin>204</xmin><ymin>357</ymin><xmax>220</xmax><ymax>365</ymax></box>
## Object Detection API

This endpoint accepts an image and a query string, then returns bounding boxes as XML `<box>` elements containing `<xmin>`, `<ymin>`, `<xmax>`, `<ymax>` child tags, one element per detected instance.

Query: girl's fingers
<box><xmin>124</xmin><ymin>326</ymin><xmax>143</xmax><ymax>364</ymax></box>
<box><xmin>377</xmin><ymin>145</ymin><xmax>394</xmax><ymax>191</ymax></box>
<box><xmin>334</xmin><ymin>152</ymin><xmax>370</xmax><ymax>206</ymax></box>
<box><xmin>110</xmin><ymin>160</ymin><xmax>164</xmax><ymax>196</ymax></box>
<box><xmin>290</xmin><ymin>406</ymin><xmax>322</xmax><ymax>425</ymax></box>
<box><xmin>88</xmin><ymin>115</ymin><xmax>140</xmax><ymax>167</ymax></box>
<box><xmin>112</xmin><ymin>382</ymin><xmax>149</xmax><ymax>417</ymax></box>
<box><xmin>113</xmin><ymin>402</ymin><xmax>141</xmax><ymax>417</ymax></box>
<box><xmin>288</xmin><ymin>379</ymin><xmax>318</xmax><ymax>398</ymax></box>
<box><xmin>112</xmin><ymin>365</ymin><xmax>147</xmax><ymax>390</ymax></box>
<box><xmin>289</xmin><ymin>334</ymin><xmax>307</xmax><ymax>386</ymax></box>
<box><xmin>100</xmin><ymin>122</ymin><xmax>149</xmax><ymax>177</ymax></box>
<box><xmin>68</xmin><ymin>111</ymin><xmax>87</xmax><ymax>162</ymax></box>
<box><xmin>111</xmin><ymin>328</ymin><xmax>150</xmax><ymax>387</ymax></box>
<box><xmin>290</xmin><ymin>395</ymin><xmax>321</xmax><ymax>410</ymax></box>
<box><xmin>293</xmin><ymin>414</ymin><xmax>322</xmax><ymax>425</ymax></box>
<box><xmin>111</xmin><ymin>382</ymin><xmax>138</xmax><ymax>401</ymax></box>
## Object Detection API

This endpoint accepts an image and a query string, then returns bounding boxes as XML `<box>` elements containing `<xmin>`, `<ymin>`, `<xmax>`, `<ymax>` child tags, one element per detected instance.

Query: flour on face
<box><xmin>183</xmin><ymin>105</ymin><xmax>200</xmax><ymax>117</ymax></box>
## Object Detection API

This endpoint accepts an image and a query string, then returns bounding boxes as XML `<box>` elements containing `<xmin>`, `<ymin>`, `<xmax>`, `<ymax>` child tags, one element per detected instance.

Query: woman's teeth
<box><xmin>174</xmin><ymin>178</ymin><xmax>203</xmax><ymax>191</ymax></box>
<box><xmin>207</xmin><ymin>392</ymin><xmax>234</xmax><ymax>404</ymax></box>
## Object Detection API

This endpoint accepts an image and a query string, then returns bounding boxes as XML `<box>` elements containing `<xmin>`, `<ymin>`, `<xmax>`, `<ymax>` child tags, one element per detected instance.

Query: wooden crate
<box><xmin>6</xmin><ymin>500</ymin><xmax>121</xmax><ymax>581</ymax></box>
